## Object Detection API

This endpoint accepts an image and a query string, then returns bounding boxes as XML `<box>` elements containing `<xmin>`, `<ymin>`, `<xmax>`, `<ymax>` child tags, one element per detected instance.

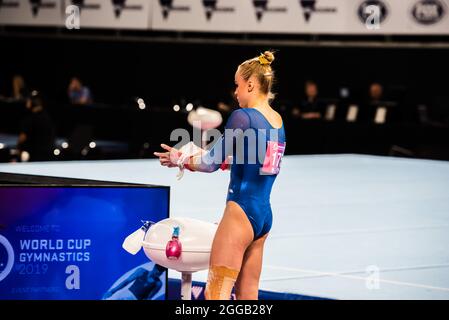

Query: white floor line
<box><xmin>263</xmin><ymin>263</ymin><xmax>449</xmax><ymax>281</ymax></box>
<box><xmin>263</xmin><ymin>264</ymin><xmax>449</xmax><ymax>292</ymax></box>
<box><xmin>269</xmin><ymin>224</ymin><xmax>449</xmax><ymax>239</ymax></box>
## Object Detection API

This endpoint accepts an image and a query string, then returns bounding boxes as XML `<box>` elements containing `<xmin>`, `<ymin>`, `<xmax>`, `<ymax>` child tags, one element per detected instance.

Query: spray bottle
<box><xmin>166</xmin><ymin>226</ymin><xmax>182</xmax><ymax>260</ymax></box>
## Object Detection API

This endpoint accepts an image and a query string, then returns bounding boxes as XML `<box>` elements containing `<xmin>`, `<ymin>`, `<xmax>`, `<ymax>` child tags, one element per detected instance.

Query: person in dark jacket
<box><xmin>17</xmin><ymin>92</ymin><xmax>55</xmax><ymax>161</ymax></box>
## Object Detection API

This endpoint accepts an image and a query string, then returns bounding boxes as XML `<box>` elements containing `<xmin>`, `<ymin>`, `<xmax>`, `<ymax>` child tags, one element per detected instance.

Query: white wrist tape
<box><xmin>176</xmin><ymin>142</ymin><xmax>202</xmax><ymax>180</ymax></box>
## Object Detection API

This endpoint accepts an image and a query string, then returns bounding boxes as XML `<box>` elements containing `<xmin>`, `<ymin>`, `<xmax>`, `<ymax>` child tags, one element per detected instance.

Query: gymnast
<box><xmin>154</xmin><ymin>51</ymin><xmax>286</xmax><ymax>300</ymax></box>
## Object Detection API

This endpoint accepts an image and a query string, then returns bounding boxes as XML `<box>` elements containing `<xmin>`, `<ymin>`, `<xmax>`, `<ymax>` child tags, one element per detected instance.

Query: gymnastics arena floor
<box><xmin>1</xmin><ymin>154</ymin><xmax>448</xmax><ymax>300</ymax></box>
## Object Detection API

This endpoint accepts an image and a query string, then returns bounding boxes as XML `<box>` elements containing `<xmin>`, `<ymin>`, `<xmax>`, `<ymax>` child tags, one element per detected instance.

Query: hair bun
<box><xmin>263</xmin><ymin>51</ymin><xmax>275</xmax><ymax>64</ymax></box>
<box><xmin>258</xmin><ymin>51</ymin><xmax>275</xmax><ymax>66</ymax></box>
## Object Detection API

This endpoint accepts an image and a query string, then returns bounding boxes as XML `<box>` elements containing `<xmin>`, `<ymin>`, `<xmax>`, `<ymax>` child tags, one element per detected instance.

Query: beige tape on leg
<box><xmin>204</xmin><ymin>265</ymin><xmax>239</xmax><ymax>300</ymax></box>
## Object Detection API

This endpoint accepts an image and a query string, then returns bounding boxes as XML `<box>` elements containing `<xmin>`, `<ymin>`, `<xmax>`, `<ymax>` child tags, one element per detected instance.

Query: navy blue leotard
<box><xmin>196</xmin><ymin>108</ymin><xmax>286</xmax><ymax>240</ymax></box>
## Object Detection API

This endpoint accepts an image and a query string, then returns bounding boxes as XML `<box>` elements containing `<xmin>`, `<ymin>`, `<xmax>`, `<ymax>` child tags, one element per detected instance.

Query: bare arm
<box><xmin>154</xmin><ymin>109</ymin><xmax>249</xmax><ymax>173</ymax></box>
<box><xmin>154</xmin><ymin>143</ymin><xmax>218</xmax><ymax>173</ymax></box>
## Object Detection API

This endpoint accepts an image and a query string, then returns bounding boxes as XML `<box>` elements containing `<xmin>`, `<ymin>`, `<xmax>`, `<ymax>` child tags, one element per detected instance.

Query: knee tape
<box><xmin>204</xmin><ymin>265</ymin><xmax>239</xmax><ymax>300</ymax></box>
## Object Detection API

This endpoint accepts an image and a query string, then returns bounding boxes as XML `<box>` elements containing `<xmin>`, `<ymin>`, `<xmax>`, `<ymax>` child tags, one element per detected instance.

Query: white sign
<box><xmin>0</xmin><ymin>0</ymin><xmax>448</xmax><ymax>34</ymax></box>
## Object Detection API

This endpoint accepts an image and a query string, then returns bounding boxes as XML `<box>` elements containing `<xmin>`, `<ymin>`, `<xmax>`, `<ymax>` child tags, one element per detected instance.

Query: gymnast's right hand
<box><xmin>153</xmin><ymin>144</ymin><xmax>181</xmax><ymax>168</ymax></box>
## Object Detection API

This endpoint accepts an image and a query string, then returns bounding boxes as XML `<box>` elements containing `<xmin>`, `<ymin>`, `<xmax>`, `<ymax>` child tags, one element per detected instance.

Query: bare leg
<box><xmin>205</xmin><ymin>201</ymin><xmax>254</xmax><ymax>300</ymax></box>
<box><xmin>209</xmin><ymin>201</ymin><xmax>254</xmax><ymax>268</ymax></box>
<box><xmin>234</xmin><ymin>233</ymin><xmax>269</xmax><ymax>300</ymax></box>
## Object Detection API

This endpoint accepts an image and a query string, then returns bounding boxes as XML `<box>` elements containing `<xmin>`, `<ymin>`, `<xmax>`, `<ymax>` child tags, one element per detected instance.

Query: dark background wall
<box><xmin>1</xmin><ymin>36</ymin><xmax>448</xmax><ymax>111</ymax></box>
<box><xmin>1</xmin><ymin>35</ymin><xmax>449</xmax><ymax>161</ymax></box>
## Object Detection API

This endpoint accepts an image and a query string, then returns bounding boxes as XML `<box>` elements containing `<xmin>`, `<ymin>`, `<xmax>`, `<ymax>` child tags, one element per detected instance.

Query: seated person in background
<box><xmin>292</xmin><ymin>80</ymin><xmax>324</xmax><ymax>120</ymax></box>
<box><xmin>368</xmin><ymin>82</ymin><xmax>384</xmax><ymax>105</ymax></box>
<box><xmin>17</xmin><ymin>92</ymin><xmax>55</xmax><ymax>162</ymax></box>
<box><xmin>11</xmin><ymin>74</ymin><xmax>30</xmax><ymax>101</ymax></box>
<box><xmin>360</xmin><ymin>82</ymin><xmax>390</xmax><ymax>122</ymax></box>
<box><xmin>68</xmin><ymin>77</ymin><xmax>92</xmax><ymax>105</ymax></box>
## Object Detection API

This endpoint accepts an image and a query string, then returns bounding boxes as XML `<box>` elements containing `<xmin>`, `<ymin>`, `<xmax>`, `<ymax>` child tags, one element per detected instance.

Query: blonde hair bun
<box><xmin>258</xmin><ymin>51</ymin><xmax>275</xmax><ymax>66</ymax></box>
<box><xmin>239</xmin><ymin>51</ymin><xmax>276</xmax><ymax>101</ymax></box>
<box><xmin>262</xmin><ymin>51</ymin><xmax>275</xmax><ymax>65</ymax></box>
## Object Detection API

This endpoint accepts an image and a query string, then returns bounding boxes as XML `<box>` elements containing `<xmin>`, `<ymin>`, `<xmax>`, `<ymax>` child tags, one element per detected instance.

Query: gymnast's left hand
<box><xmin>154</xmin><ymin>144</ymin><xmax>180</xmax><ymax>168</ymax></box>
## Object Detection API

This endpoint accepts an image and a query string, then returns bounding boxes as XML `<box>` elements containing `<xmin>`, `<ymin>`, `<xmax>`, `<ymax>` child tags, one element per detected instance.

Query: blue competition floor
<box><xmin>1</xmin><ymin>154</ymin><xmax>449</xmax><ymax>299</ymax></box>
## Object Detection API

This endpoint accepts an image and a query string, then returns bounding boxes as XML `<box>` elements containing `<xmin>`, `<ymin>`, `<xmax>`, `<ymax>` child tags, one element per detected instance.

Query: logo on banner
<box><xmin>0</xmin><ymin>0</ymin><xmax>19</xmax><ymax>11</ymax></box>
<box><xmin>202</xmin><ymin>0</ymin><xmax>234</xmax><ymax>21</ymax></box>
<box><xmin>411</xmin><ymin>0</ymin><xmax>446</xmax><ymax>25</ymax></box>
<box><xmin>29</xmin><ymin>0</ymin><xmax>56</xmax><ymax>17</ymax></box>
<box><xmin>70</xmin><ymin>0</ymin><xmax>101</xmax><ymax>14</ymax></box>
<box><xmin>358</xmin><ymin>0</ymin><xmax>388</xmax><ymax>26</ymax></box>
<box><xmin>298</xmin><ymin>0</ymin><xmax>337</xmax><ymax>22</ymax></box>
<box><xmin>0</xmin><ymin>235</ymin><xmax>15</xmax><ymax>282</ymax></box>
<box><xmin>69</xmin><ymin>1</ymin><xmax>139</xmax><ymax>18</ymax></box>
<box><xmin>159</xmin><ymin>0</ymin><xmax>190</xmax><ymax>19</ymax></box>
<box><xmin>252</xmin><ymin>0</ymin><xmax>287</xmax><ymax>22</ymax></box>
<box><xmin>111</xmin><ymin>0</ymin><xmax>142</xmax><ymax>18</ymax></box>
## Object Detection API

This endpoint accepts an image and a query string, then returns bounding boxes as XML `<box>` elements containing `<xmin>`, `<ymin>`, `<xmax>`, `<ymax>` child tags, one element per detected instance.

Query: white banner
<box><xmin>0</xmin><ymin>0</ymin><xmax>448</xmax><ymax>35</ymax></box>
<box><xmin>151</xmin><ymin>0</ymin><xmax>449</xmax><ymax>35</ymax></box>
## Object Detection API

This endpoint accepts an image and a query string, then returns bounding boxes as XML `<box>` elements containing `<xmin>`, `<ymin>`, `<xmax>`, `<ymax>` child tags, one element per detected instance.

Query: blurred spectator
<box><xmin>362</xmin><ymin>82</ymin><xmax>401</xmax><ymax>123</ymax></box>
<box><xmin>368</xmin><ymin>82</ymin><xmax>384</xmax><ymax>105</ymax></box>
<box><xmin>11</xmin><ymin>74</ymin><xmax>30</xmax><ymax>100</ymax></box>
<box><xmin>292</xmin><ymin>81</ymin><xmax>324</xmax><ymax>120</ymax></box>
<box><xmin>68</xmin><ymin>77</ymin><xmax>92</xmax><ymax>105</ymax></box>
<box><xmin>17</xmin><ymin>92</ymin><xmax>55</xmax><ymax>161</ymax></box>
